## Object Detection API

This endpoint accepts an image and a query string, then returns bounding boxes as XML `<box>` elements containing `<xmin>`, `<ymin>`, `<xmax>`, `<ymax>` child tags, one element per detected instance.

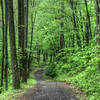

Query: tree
<box><xmin>18</xmin><ymin>0</ymin><xmax>27</xmax><ymax>82</ymax></box>
<box><xmin>0</xmin><ymin>0</ymin><xmax>5</xmax><ymax>89</ymax></box>
<box><xmin>60</xmin><ymin>0</ymin><xmax>64</xmax><ymax>50</ymax></box>
<box><xmin>4</xmin><ymin>0</ymin><xmax>8</xmax><ymax>90</ymax></box>
<box><xmin>24</xmin><ymin>0</ymin><xmax>29</xmax><ymax>48</ymax></box>
<box><xmin>8</xmin><ymin>0</ymin><xmax>20</xmax><ymax>89</ymax></box>
<box><xmin>24</xmin><ymin>0</ymin><xmax>29</xmax><ymax>79</ymax></box>
<box><xmin>28</xmin><ymin>9</ymin><xmax>37</xmax><ymax>77</ymax></box>
<box><xmin>70</xmin><ymin>0</ymin><xmax>81</xmax><ymax>48</ymax></box>
<box><xmin>95</xmin><ymin>0</ymin><xmax>100</xmax><ymax>70</ymax></box>
<box><xmin>84</xmin><ymin>0</ymin><xmax>92</xmax><ymax>46</ymax></box>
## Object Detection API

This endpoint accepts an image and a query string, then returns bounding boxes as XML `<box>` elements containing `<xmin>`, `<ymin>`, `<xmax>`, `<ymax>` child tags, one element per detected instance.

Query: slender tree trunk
<box><xmin>70</xmin><ymin>0</ymin><xmax>75</xmax><ymax>50</ymax></box>
<box><xmin>80</xmin><ymin>11</ymin><xmax>84</xmax><ymax>33</ymax></box>
<box><xmin>18</xmin><ymin>0</ymin><xmax>24</xmax><ymax>49</ymax></box>
<box><xmin>28</xmin><ymin>12</ymin><xmax>36</xmax><ymax>77</ymax></box>
<box><xmin>95</xmin><ymin>0</ymin><xmax>100</xmax><ymax>70</ymax></box>
<box><xmin>37</xmin><ymin>49</ymin><xmax>40</xmax><ymax>64</ymax></box>
<box><xmin>24</xmin><ymin>0</ymin><xmax>29</xmax><ymax>48</ymax></box>
<box><xmin>24</xmin><ymin>0</ymin><xmax>29</xmax><ymax>79</ymax></box>
<box><xmin>8</xmin><ymin>0</ymin><xmax>20</xmax><ymax>89</ymax></box>
<box><xmin>28</xmin><ymin>14</ymin><xmax>34</xmax><ymax>78</ymax></box>
<box><xmin>60</xmin><ymin>0</ymin><xmax>64</xmax><ymax>50</ymax></box>
<box><xmin>95</xmin><ymin>0</ymin><xmax>100</xmax><ymax>44</ymax></box>
<box><xmin>18</xmin><ymin>0</ymin><xmax>27</xmax><ymax>82</ymax></box>
<box><xmin>50</xmin><ymin>54</ymin><xmax>53</xmax><ymax>63</ymax></box>
<box><xmin>43</xmin><ymin>53</ymin><xmax>46</xmax><ymax>64</ymax></box>
<box><xmin>0</xmin><ymin>0</ymin><xmax>5</xmax><ymax>89</ymax></box>
<box><xmin>70</xmin><ymin>0</ymin><xmax>81</xmax><ymax>48</ymax></box>
<box><xmin>74</xmin><ymin>2</ymin><xmax>81</xmax><ymax>48</ymax></box>
<box><xmin>84</xmin><ymin>0</ymin><xmax>92</xmax><ymax>46</ymax></box>
<box><xmin>4</xmin><ymin>0</ymin><xmax>8</xmax><ymax>90</ymax></box>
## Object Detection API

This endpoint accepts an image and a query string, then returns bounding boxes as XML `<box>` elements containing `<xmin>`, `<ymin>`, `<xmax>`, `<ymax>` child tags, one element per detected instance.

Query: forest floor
<box><xmin>19</xmin><ymin>69</ymin><xmax>80</xmax><ymax>100</ymax></box>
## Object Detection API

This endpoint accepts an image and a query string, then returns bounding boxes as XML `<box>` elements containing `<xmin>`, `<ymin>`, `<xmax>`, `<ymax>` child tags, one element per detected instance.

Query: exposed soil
<box><xmin>19</xmin><ymin>69</ymin><xmax>79</xmax><ymax>100</ymax></box>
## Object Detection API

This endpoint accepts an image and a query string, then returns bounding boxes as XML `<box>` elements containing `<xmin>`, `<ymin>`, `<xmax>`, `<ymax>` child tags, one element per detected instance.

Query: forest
<box><xmin>0</xmin><ymin>0</ymin><xmax>100</xmax><ymax>100</ymax></box>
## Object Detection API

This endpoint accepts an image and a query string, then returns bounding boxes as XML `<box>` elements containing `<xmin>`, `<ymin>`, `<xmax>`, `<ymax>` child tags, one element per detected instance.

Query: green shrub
<box><xmin>46</xmin><ymin>45</ymin><xmax>100</xmax><ymax>99</ymax></box>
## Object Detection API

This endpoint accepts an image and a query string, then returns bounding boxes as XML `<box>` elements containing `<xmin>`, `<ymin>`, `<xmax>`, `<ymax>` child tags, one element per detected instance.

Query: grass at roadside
<box><xmin>43</xmin><ymin>70</ymin><xmax>87</xmax><ymax>100</ymax></box>
<box><xmin>54</xmin><ymin>66</ymin><xmax>100</xmax><ymax>100</ymax></box>
<box><xmin>54</xmin><ymin>75</ymin><xmax>88</xmax><ymax>100</ymax></box>
<box><xmin>0</xmin><ymin>74</ymin><xmax>37</xmax><ymax>100</ymax></box>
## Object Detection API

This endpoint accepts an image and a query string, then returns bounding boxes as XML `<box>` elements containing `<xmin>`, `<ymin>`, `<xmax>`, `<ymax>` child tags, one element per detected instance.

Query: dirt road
<box><xmin>19</xmin><ymin>70</ymin><xmax>79</xmax><ymax>100</ymax></box>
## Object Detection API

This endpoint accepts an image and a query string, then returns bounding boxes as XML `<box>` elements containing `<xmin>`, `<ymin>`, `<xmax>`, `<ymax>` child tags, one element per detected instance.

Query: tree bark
<box><xmin>85</xmin><ymin>0</ymin><xmax>92</xmax><ymax>46</ymax></box>
<box><xmin>24</xmin><ymin>0</ymin><xmax>29</xmax><ymax>48</ymax></box>
<box><xmin>60</xmin><ymin>0</ymin><xmax>64</xmax><ymax>50</ymax></box>
<box><xmin>18</xmin><ymin>0</ymin><xmax>27</xmax><ymax>83</ymax></box>
<box><xmin>8</xmin><ymin>0</ymin><xmax>20</xmax><ymax>89</ymax></box>
<box><xmin>70</xmin><ymin>0</ymin><xmax>81</xmax><ymax>48</ymax></box>
<box><xmin>0</xmin><ymin>0</ymin><xmax>5</xmax><ymax>89</ymax></box>
<box><xmin>95</xmin><ymin>0</ymin><xmax>100</xmax><ymax>70</ymax></box>
<box><xmin>4</xmin><ymin>0</ymin><xmax>8</xmax><ymax>90</ymax></box>
<box><xmin>27</xmin><ymin>14</ymin><xmax>34</xmax><ymax>78</ymax></box>
<box><xmin>28</xmin><ymin>11</ymin><xmax>36</xmax><ymax>77</ymax></box>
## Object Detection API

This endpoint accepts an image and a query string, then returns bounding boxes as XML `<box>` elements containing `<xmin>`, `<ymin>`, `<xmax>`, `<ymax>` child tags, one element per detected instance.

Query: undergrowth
<box><xmin>45</xmin><ymin>45</ymin><xmax>100</xmax><ymax>100</ymax></box>
<box><xmin>0</xmin><ymin>73</ymin><xmax>37</xmax><ymax>100</ymax></box>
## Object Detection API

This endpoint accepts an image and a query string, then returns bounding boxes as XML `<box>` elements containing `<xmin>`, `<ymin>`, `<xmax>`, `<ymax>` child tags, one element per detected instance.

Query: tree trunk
<box><xmin>70</xmin><ymin>0</ymin><xmax>81</xmax><ymax>48</ymax></box>
<box><xmin>84</xmin><ymin>0</ymin><xmax>92</xmax><ymax>46</ymax></box>
<box><xmin>0</xmin><ymin>0</ymin><xmax>5</xmax><ymax>89</ymax></box>
<box><xmin>4</xmin><ymin>0</ymin><xmax>8</xmax><ymax>90</ymax></box>
<box><xmin>95</xmin><ymin>0</ymin><xmax>100</xmax><ymax>70</ymax></box>
<box><xmin>24</xmin><ymin>0</ymin><xmax>29</xmax><ymax>79</ymax></box>
<box><xmin>60</xmin><ymin>0</ymin><xmax>64</xmax><ymax>50</ymax></box>
<box><xmin>18</xmin><ymin>0</ymin><xmax>27</xmax><ymax>83</ymax></box>
<box><xmin>43</xmin><ymin>53</ymin><xmax>46</xmax><ymax>64</ymax></box>
<box><xmin>28</xmin><ymin>14</ymin><xmax>34</xmax><ymax>78</ymax></box>
<box><xmin>50</xmin><ymin>54</ymin><xmax>53</xmax><ymax>63</ymax></box>
<box><xmin>24</xmin><ymin>0</ymin><xmax>29</xmax><ymax>48</ymax></box>
<box><xmin>8</xmin><ymin>0</ymin><xmax>20</xmax><ymax>89</ymax></box>
<box><xmin>28</xmin><ymin>11</ymin><xmax>36</xmax><ymax>77</ymax></box>
<box><xmin>37</xmin><ymin>49</ymin><xmax>40</xmax><ymax>64</ymax></box>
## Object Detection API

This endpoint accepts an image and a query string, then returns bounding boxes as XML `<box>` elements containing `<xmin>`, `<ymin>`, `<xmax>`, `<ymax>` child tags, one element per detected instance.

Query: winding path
<box><xmin>19</xmin><ymin>70</ymin><xmax>79</xmax><ymax>100</ymax></box>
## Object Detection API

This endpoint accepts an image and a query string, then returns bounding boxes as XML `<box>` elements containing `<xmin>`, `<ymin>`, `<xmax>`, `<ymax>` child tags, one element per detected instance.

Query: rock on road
<box><xmin>19</xmin><ymin>70</ymin><xmax>79</xmax><ymax>100</ymax></box>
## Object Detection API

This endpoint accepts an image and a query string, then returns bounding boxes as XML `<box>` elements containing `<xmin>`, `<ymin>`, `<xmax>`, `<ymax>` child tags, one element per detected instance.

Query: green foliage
<box><xmin>45</xmin><ymin>45</ymin><xmax>100</xmax><ymax>99</ymax></box>
<box><xmin>45</xmin><ymin>62</ymin><xmax>57</xmax><ymax>78</ymax></box>
<box><xmin>0</xmin><ymin>78</ymin><xmax>37</xmax><ymax>100</ymax></box>
<box><xmin>0</xmin><ymin>0</ymin><xmax>100</xmax><ymax>99</ymax></box>
<box><xmin>32</xmin><ymin>1</ymin><xmax>100</xmax><ymax>99</ymax></box>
